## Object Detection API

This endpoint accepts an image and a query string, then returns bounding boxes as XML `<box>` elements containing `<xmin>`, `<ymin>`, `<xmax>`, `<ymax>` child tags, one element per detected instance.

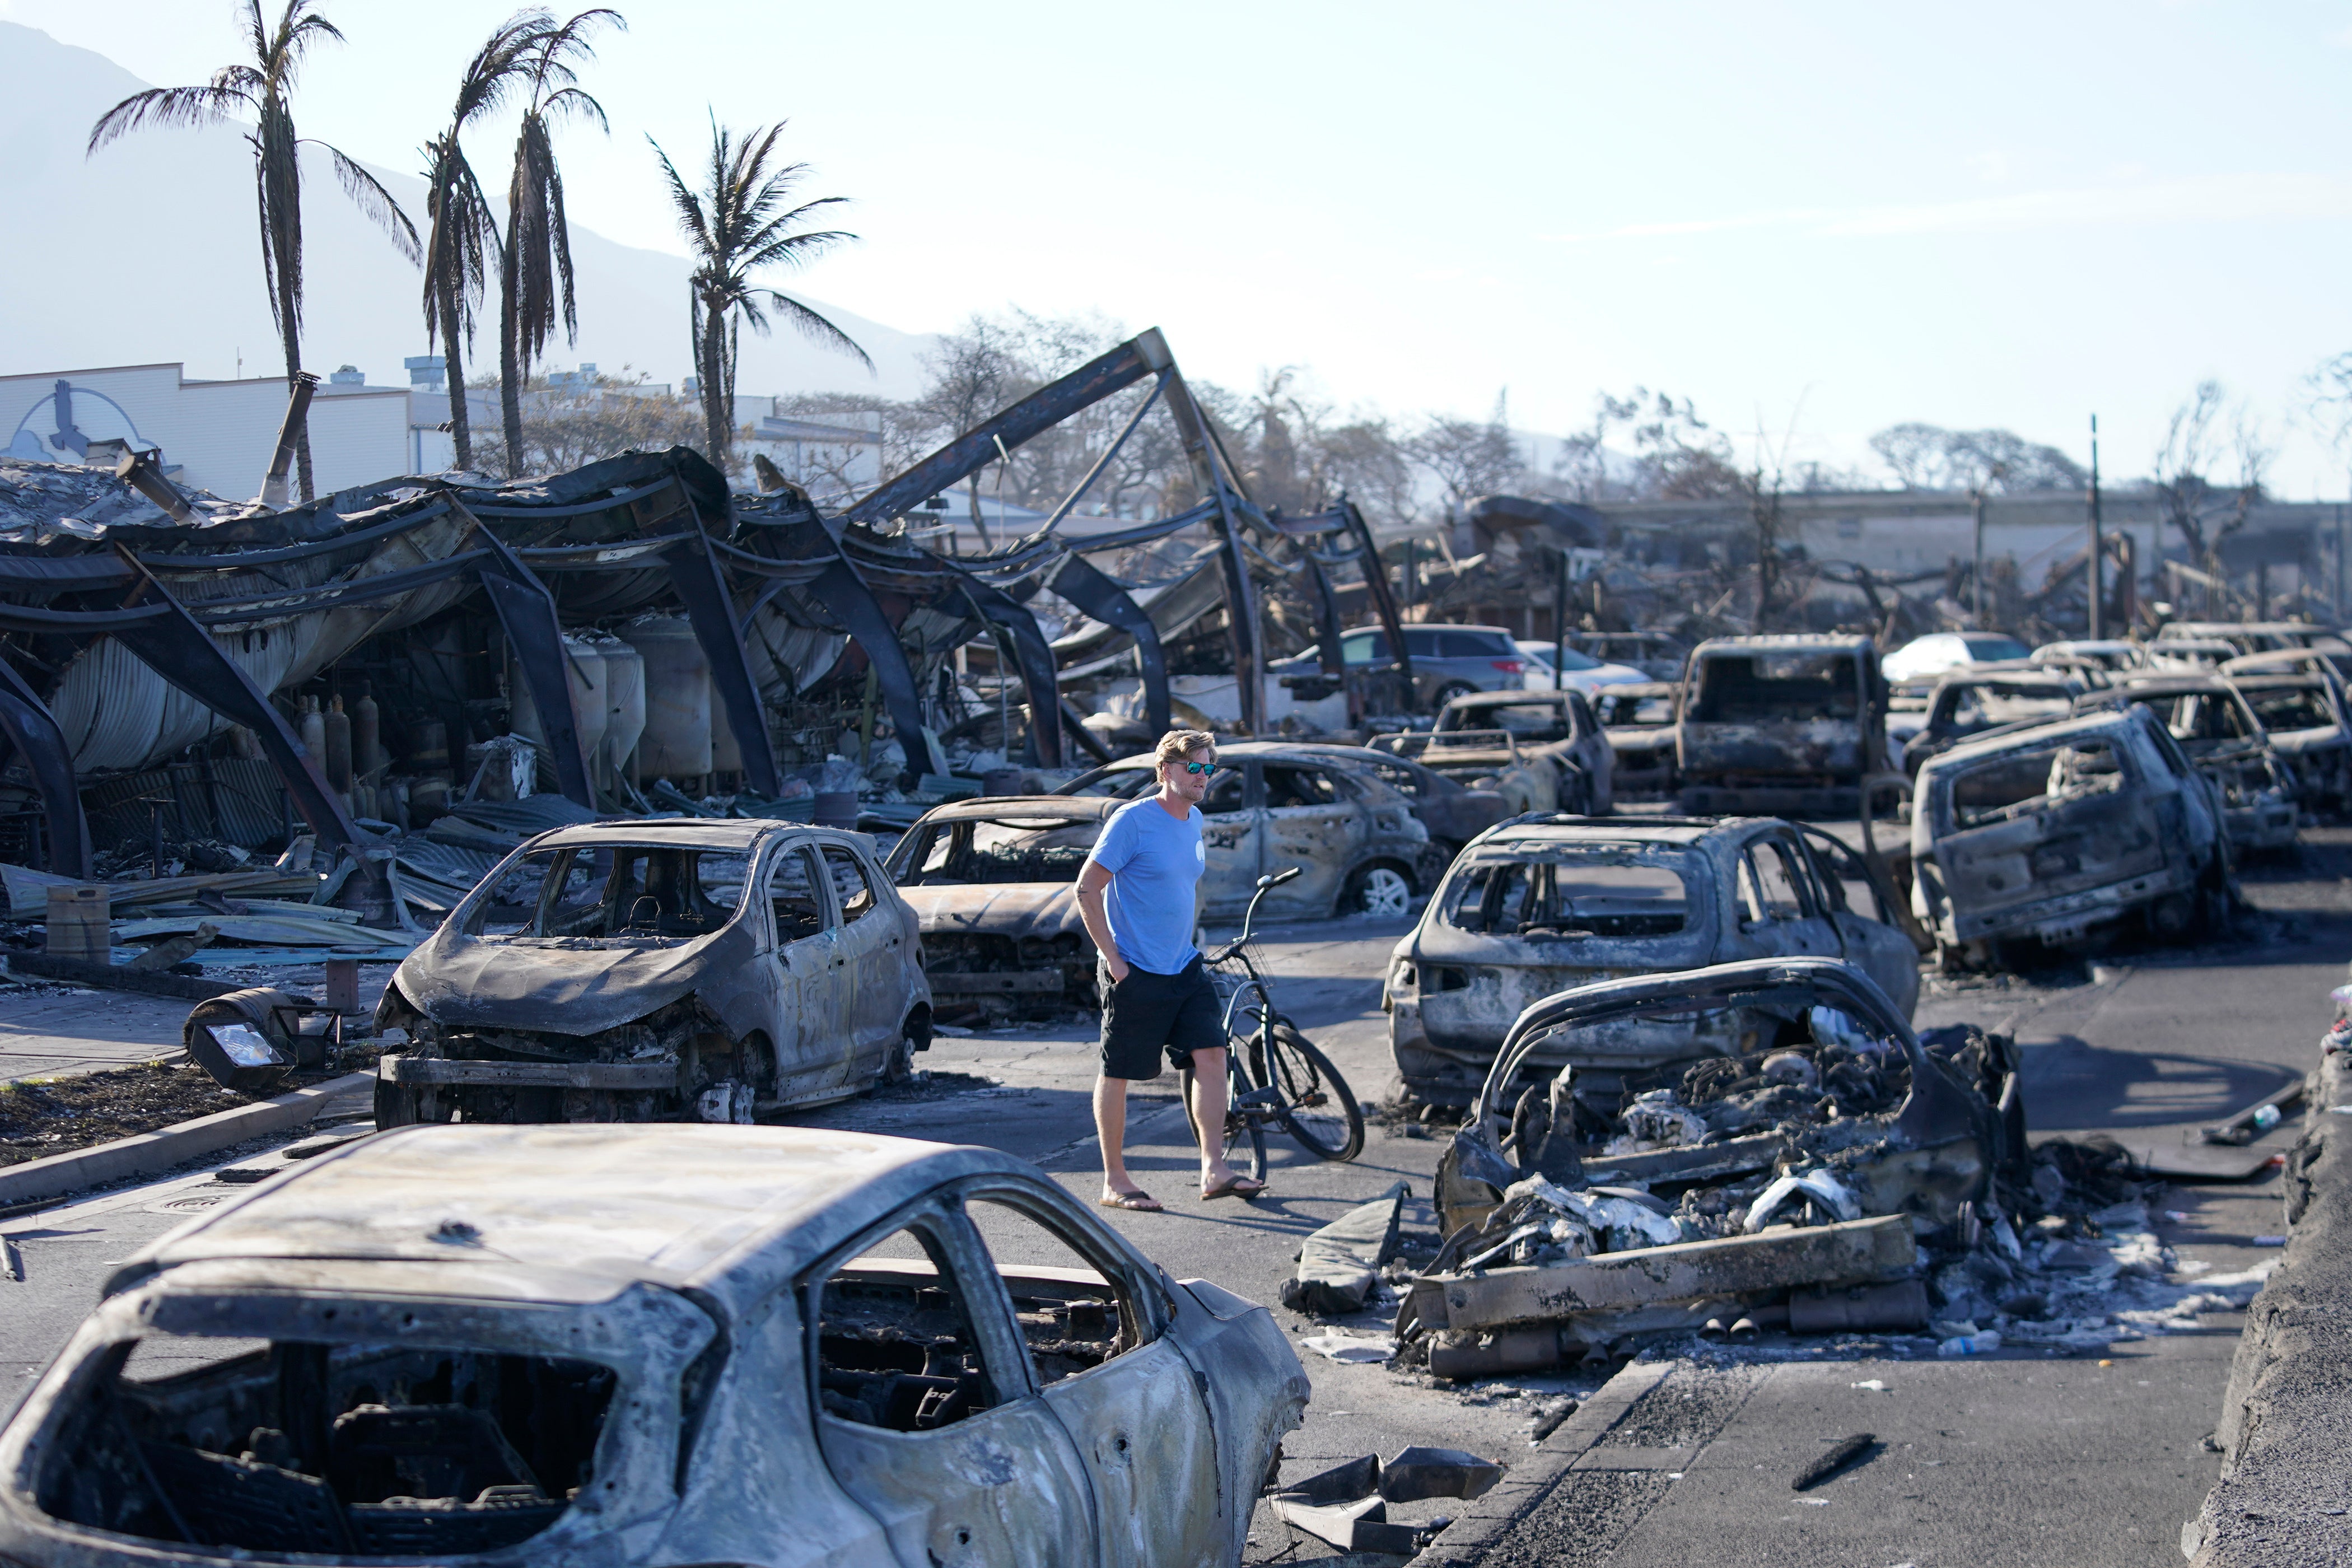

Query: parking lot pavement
<box><xmin>0</xmin><ymin>982</ymin><xmax>191</xmax><ymax>1084</ymax></box>
<box><xmin>3</xmin><ymin>851</ymin><xmax>2341</xmax><ymax>1564</ymax></box>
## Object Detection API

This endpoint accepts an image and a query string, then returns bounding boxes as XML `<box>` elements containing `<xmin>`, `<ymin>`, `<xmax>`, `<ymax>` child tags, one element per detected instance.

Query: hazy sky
<box><xmin>7</xmin><ymin>0</ymin><xmax>2351</xmax><ymax>493</ymax></box>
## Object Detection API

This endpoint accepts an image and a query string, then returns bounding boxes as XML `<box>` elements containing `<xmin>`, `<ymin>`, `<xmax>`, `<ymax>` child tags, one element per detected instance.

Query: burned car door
<box><xmin>767</xmin><ymin>844</ymin><xmax>849</xmax><ymax>1104</ymax></box>
<box><xmin>1793</xmin><ymin>827</ymin><xmax>1924</xmax><ymax>1017</ymax></box>
<box><xmin>1198</xmin><ymin>766</ymin><xmax>1263</xmax><ymax>917</ymax></box>
<box><xmin>1930</xmin><ymin>732</ymin><xmax>2167</xmax><ymax>936</ymax></box>
<box><xmin>962</xmin><ymin>1188</ymin><xmax>1222</xmax><ymax>1568</ymax></box>
<box><xmin>822</xmin><ymin>842</ymin><xmax>903</xmax><ymax>1077</ymax></box>
<box><xmin>1262</xmin><ymin>763</ymin><xmax>1364</xmax><ymax>914</ymax></box>
<box><xmin>1732</xmin><ymin>833</ymin><xmax>1840</xmax><ymax>961</ymax></box>
<box><xmin>804</xmin><ymin>1201</ymin><xmax>1097</xmax><ymax>1567</ymax></box>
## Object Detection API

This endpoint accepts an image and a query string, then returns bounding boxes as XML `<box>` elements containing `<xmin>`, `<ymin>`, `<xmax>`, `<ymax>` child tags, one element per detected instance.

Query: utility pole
<box><xmin>1971</xmin><ymin>488</ymin><xmax>1986</xmax><ymax>627</ymax></box>
<box><xmin>1554</xmin><ymin>548</ymin><xmax>1571</xmax><ymax>693</ymax></box>
<box><xmin>2088</xmin><ymin>414</ymin><xmax>2104</xmax><ymax>640</ymax></box>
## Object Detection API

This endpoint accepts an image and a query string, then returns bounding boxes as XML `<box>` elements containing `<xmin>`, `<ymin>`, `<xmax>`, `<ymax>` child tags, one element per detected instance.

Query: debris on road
<box><xmin>1268</xmin><ymin>1445</ymin><xmax>1501</xmax><ymax>1555</ymax></box>
<box><xmin>1283</xmin><ymin>1179</ymin><xmax>1410</xmax><ymax>1315</ymax></box>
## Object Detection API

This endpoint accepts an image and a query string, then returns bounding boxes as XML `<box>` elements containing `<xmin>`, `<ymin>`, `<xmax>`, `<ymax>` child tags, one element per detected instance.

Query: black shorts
<box><xmin>1097</xmin><ymin>956</ymin><xmax>1228</xmax><ymax>1080</ymax></box>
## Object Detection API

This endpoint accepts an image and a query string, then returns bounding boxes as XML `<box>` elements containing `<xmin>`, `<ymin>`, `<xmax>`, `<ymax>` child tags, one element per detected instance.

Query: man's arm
<box><xmin>1076</xmin><ymin>859</ymin><xmax>1127</xmax><ymax>983</ymax></box>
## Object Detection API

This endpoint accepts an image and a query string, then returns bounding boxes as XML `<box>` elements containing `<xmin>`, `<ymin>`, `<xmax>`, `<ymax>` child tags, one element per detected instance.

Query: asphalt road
<box><xmin>2</xmin><ymin>830</ymin><xmax>2343</xmax><ymax>1566</ymax></box>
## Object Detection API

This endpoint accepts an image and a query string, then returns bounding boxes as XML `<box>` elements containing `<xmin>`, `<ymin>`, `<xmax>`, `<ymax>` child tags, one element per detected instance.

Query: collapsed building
<box><xmin>0</xmin><ymin>330</ymin><xmax>1422</xmax><ymax>939</ymax></box>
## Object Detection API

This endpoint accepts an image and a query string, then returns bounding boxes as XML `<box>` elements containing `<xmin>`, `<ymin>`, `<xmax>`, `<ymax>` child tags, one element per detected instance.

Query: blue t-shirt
<box><xmin>1086</xmin><ymin>796</ymin><xmax>1205</xmax><ymax>975</ymax></box>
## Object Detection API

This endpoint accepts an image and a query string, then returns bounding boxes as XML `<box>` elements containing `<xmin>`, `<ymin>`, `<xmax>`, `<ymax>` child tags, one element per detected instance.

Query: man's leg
<box><xmin>1095</xmin><ymin>1074</ymin><xmax>1138</xmax><ymax>1198</ymax></box>
<box><xmin>1187</xmin><ymin>1046</ymin><xmax>1235</xmax><ymax>1187</ymax></box>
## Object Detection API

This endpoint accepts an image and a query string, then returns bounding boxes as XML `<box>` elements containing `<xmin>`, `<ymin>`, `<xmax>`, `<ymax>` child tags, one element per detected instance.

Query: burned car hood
<box><xmin>902</xmin><ymin>881</ymin><xmax>1085</xmax><ymax>939</ymax></box>
<box><xmin>397</xmin><ymin>928</ymin><xmax>739</xmax><ymax>1036</ymax></box>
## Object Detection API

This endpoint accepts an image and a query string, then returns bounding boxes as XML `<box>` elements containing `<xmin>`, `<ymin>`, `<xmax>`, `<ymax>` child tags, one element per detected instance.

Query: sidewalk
<box><xmin>0</xmin><ymin>984</ymin><xmax>190</xmax><ymax>1084</ymax></box>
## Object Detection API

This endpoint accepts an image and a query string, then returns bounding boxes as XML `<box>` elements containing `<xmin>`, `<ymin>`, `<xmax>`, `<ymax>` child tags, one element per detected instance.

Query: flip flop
<box><xmin>1099</xmin><ymin>1190</ymin><xmax>1163</xmax><ymax>1212</ymax></box>
<box><xmin>1200</xmin><ymin>1175</ymin><xmax>1267</xmax><ymax>1202</ymax></box>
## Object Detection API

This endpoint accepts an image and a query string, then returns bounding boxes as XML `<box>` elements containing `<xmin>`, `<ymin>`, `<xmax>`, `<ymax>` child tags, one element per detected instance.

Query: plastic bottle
<box><xmin>1936</xmin><ymin>1329</ymin><xmax>2003</xmax><ymax>1357</ymax></box>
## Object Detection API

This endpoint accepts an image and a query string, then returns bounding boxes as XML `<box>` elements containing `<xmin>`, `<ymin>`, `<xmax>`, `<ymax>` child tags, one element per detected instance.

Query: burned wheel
<box><xmin>1346</xmin><ymin>864</ymin><xmax>1414</xmax><ymax>919</ymax></box>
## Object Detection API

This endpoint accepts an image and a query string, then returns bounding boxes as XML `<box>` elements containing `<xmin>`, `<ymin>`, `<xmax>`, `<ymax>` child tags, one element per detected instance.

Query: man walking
<box><xmin>1075</xmin><ymin>729</ymin><xmax>1267</xmax><ymax>1210</ymax></box>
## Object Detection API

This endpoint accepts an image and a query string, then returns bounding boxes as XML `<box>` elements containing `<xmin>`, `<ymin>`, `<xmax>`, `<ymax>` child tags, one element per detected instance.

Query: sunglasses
<box><xmin>1175</xmin><ymin>761</ymin><xmax>1219</xmax><ymax>776</ymax></box>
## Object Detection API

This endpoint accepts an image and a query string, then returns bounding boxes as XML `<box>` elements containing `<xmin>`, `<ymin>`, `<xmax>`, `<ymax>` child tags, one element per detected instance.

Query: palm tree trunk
<box><xmin>499</xmin><ymin>212</ymin><xmax>525</xmax><ymax>478</ymax></box>
<box><xmin>701</xmin><ymin>299</ymin><xmax>730</xmax><ymax>472</ymax></box>
<box><xmin>281</xmin><ymin>321</ymin><xmax>312</xmax><ymax>504</ymax></box>
<box><xmin>437</xmin><ymin>275</ymin><xmax>473</xmax><ymax>472</ymax></box>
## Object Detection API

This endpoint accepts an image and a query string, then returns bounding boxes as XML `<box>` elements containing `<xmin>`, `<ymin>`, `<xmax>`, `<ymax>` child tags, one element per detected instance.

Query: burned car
<box><xmin>1370</xmin><ymin>727</ymin><xmax>1586</xmax><ymax>818</ymax></box>
<box><xmin>1385</xmin><ymin>815</ymin><xmax>1922</xmax><ymax>1105</ymax></box>
<box><xmin>1278</xmin><ymin>742</ymin><xmax>1511</xmax><ymax>856</ymax></box>
<box><xmin>1430</xmin><ymin>688</ymin><xmax>1616</xmax><ymax>814</ymax></box>
<box><xmin>1403</xmin><ymin>958</ymin><xmax>2019</xmax><ymax>1368</ymax></box>
<box><xmin>1910</xmin><ymin>706</ymin><xmax>2231</xmax><ymax>959</ymax></box>
<box><xmin>2222</xmin><ymin>654</ymin><xmax>2352</xmax><ymax>814</ymax></box>
<box><xmin>1592</xmin><ymin>680</ymin><xmax>1680</xmax><ymax>800</ymax></box>
<box><xmin>375</xmin><ymin>820</ymin><xmax>931</xmax><ymax>1124</ymax></box>
<box><xmin>1059</xmin><ymin>741</ymin><xmax>1440</xmax><ymax>917</ymax></box>
<box><xmin>1676</xmin><ymin>634</ymin><xmax>1889</xmax><ymax>816</ymax></box>
<box><xmin>1900</xmin><ymin>664</ymin><xmax>2083</xmax><ymax>776</ymax></box>
<box><xmin>0</xmin><ymin>1123</ymin><xmax>1308</xmax><ymax>1568</ymax></box>
<box><xmin>2074</xmin><ymin>674</ymin><xmax>2298</xmax><ymax>853</ymax></box>
<box><xmin>886</xmin><ymin>796</ymin><xmax>1116</xmax><ymax>1018</ymax></box>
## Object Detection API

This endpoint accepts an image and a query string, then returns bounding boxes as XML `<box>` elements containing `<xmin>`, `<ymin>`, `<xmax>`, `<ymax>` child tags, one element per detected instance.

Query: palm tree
<box><xmin>88</xmin><ymin>0</ymin><xmax>418</xmax><ymax>503</ymax></box>
<box><xmin>420</xmin><ymin>11</ymin><xmax>553</xmax><ymax>474</ymax></box>
<box><xmin>651</xmin><ymin>118</ymin><xmax>871</xmax><ymax>474</ymax></box>
<box><xmin>496</xmin><ymin>9</ymin><xmax>622</xmax><ymax>479</ymax></box>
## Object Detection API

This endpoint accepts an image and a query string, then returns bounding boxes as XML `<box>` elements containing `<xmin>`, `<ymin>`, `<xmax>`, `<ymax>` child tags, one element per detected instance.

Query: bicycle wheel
<box><xmin>1266</xmin><ymin>1021</ymin><xmax>1365</xmax><ymax>1162</ymax></box>
<box><xmin>1182</xmin><ymin>1051</ymin><xmax>1268</xmax><ymax>1186</ymax></box>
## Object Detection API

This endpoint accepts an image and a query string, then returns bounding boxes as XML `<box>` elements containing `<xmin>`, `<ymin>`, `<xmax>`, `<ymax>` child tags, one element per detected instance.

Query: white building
<box><xmin>0</xmin><ymin>361</ymin><xmax>414</xmax><ymax>498</ymax></box>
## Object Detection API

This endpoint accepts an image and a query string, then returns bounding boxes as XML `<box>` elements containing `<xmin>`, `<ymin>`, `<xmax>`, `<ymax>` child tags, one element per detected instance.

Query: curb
<box><xmin>2187</xmin><ymin>1030</ymin><xmax>2352</xmax><ymax>1566</ymax></box>
<box><xmin>1406</xmin><ymin>1357</ymin><xmax>1673</xmax><ymax>1567</ymax></box>
<box><xmin>0</xmin><ymin>1071</ymin><xmax>372</xmax><ymax>1209</ymax></box>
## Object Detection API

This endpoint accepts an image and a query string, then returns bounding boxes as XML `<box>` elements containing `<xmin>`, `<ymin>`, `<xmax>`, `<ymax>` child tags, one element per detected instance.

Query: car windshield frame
<box><xmin>458</xmin><ymin>841</ymin><xmax>759</xmax><ymax>943</ymax></box>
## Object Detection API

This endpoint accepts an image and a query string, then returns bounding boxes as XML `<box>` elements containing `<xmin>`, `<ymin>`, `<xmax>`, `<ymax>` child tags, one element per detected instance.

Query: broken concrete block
<box><xmin>1273</xmin><ymin>1453</ymin><xmax>1379</xmax><ymax>1506</ymax></box>
<box><xmin>1272</xmin><ymin>1493</ymin><xmax>1421</xmax><ymax>1554</ymax></box>
<box><xmin>1281</xmin><ymin>1179</ymin><xmax>1409</xmax><ymax>1315</ymax></box>
<box><xmin>1412</xmin><ymin>1214</ymin><xmax>1917</xmax><ymax>1332</ymax></box>
<box><xmin>1379</xmin><ymin>1445</ymin><xmax>1503</xmax><ymax>1502</ymax></box>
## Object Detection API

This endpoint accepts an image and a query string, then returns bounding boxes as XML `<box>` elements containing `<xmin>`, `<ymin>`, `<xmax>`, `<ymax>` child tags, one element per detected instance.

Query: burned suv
<box><xmin>375</xmin><ymin>820</ymin><xmax>931</xmax><ymax>1124</ymax></box>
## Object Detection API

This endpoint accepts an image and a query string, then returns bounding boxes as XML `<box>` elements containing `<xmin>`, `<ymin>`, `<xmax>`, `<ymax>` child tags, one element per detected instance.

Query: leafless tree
<box><xmin>511</xmin><ymin>367</ymin><xmax>702</xmax><ymax>472</ymax></box>
<box><xmin>1409</xmin><ymin>392</ymin><xmax>1523</xmax><ymax>515</ymax></box>
<box><xmin>1868</xmin><ymin>422</ymin><xmax>2084</xmax><ymax>492</ymax></box>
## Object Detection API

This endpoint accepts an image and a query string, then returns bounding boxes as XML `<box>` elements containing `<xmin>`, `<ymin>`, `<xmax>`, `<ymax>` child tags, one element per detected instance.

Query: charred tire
<box><xmin>881</xmin><ymin>1029</ymin><xmax>917</xmax><ymax>1086</ymax></box>
<box><xmin>1267</xmin><ymin>1023</ymin><xmax>1364</xmax><ymax>1161</ymax></box>
<box><xmin>1346</xmin><ymin>862</ymin><xmax>1415</xmax><ymax>919</ymax></box>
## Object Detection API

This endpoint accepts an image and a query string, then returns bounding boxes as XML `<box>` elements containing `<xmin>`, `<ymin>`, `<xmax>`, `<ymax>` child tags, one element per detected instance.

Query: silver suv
<box><xmin>1272</xmin><ymin>622</ymin><xmax>1527</xmax><ymax>711</ymax></box>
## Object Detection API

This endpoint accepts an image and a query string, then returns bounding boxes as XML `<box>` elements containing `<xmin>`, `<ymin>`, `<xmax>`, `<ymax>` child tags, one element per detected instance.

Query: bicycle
<box><xmin>1180</xmin><ymin>865</ymin><xmax>1366</xmax><ymax>1184</ymax></box>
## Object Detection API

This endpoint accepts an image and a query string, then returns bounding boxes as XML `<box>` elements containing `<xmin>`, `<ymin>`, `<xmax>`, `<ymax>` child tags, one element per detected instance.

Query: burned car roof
<box><xmin>111</xmin><ymin>1123</ymin><xmax>1032</xmax><ymax>1312</ymax></box>
<box><xmin>1921</xmin><ymin>706</ymin><xmax>2146</xmax><ymax>768</ymax></box>
<box><xmin>908</xmin><ymin>796</ymin><xmax>1122</xmax><ymax>824</ymax></box>
<box><xmin>1472</xmin><ymin>814</ymin><xmax>1761</xmax><ymax>850</ymax></box>
<box><xmin>517</xmin><ymin>816</ymin><xmax>824</xmax><ymax>852</ymax></box>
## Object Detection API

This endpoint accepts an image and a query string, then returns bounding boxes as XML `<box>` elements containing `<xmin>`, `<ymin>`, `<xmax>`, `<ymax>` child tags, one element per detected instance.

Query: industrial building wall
<box><xmin>0</xmin><ymin>363</ymin><xmax>409</xmax><ymax>500</ymax></box>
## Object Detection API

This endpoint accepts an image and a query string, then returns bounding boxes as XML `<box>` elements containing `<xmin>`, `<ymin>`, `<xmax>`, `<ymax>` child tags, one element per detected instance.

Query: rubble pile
<box><xmin>1368</xmin><ymin>960</ymin><xmax>2278</xmax><ymax>1377</ymax></box>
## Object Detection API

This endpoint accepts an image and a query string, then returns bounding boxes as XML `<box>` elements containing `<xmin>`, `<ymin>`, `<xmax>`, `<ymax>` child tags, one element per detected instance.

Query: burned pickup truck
<box><xmin>0</xmin><ymin>1124</ymin><xmax>1306</xmax><ymax>1568</ymax></box>
<box><xmin>1403</xmin><ymin>958</ymin><xmax>2020</xmax><ymax>1369</ymax></box>
<box><xmin>1387</xmin><ymin>815</ymin><xmax>1921</xmax><ymax>1106</ymax></box>
<box><xmin>1910</xmin><ymin>706</ymin><xmax>2231</xmax><ymax>960</ymax></box>
<box><xmin>375</xmin><ymin>819</ymin><xmax>931</xmax><ymax>1124</ymax></box>
<box><xmin>1676</xmin><ymin>634</ymin><xmax>1889</xmax><ymax>816</ymax></box>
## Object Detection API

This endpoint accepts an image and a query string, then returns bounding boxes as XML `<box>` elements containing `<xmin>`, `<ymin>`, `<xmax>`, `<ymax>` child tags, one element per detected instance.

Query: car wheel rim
<box><xmin>1361</xmin><ymin>868</ymin><xmax>1411</xmax><ymax>917</ymax></box>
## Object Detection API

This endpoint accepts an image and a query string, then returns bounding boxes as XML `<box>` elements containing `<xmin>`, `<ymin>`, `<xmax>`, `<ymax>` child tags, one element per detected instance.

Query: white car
<box><xmin>1517</xmin><ymin>640</ymin><xmax>1649</xmax><ymax>694</ymax></box>
<box><xmin>1880</xmin><ymin>632</ymin><xmax>2032</xmax><ymax>684</ymax></box>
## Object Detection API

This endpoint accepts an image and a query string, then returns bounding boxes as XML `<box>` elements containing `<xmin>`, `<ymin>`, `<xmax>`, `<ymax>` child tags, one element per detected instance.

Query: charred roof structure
<box><xmin>0</xmin><ymin>330</ymin><xmax>1408</xmax><ymax>918</ymax></box>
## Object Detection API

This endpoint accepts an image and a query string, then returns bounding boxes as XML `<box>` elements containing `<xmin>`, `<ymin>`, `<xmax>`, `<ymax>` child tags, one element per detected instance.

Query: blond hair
<box><xmin>1154</xmin><ymin>729</ymin><xmax>1217</xmax><ymax>767</ymax></box>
